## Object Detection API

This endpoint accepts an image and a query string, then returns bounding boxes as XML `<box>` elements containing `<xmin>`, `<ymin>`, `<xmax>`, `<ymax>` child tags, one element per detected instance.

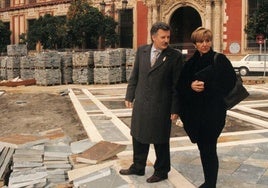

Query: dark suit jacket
<box><xmin>126</xmin><ymin>44</ymin><xmax>183</xmax><ymax>144</ymax></box>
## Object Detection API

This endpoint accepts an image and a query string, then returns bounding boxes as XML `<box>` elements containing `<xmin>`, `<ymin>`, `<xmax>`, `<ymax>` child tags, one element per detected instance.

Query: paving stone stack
<box><xmin>43</xmin><ymin>144</ymin><xmax>72</xmax><ymax>184</ymax></box>
<box><xmin>118</xmin><ymin>48</ymin><xmax>127</xmax><ymax>83</ymax></box>
<box><xmin>3</xmin><ymin>129</ymin><xmax>73</xmax><ymax>187</ymax></box>
<box><xmin>5</xmin><ymin>44</ymin><xmax>28</xmax><ymax>80</ymax></box>
<box><xmin>7</xmin><ymin>44</ymin><xmax>27</xmax><ymax>57</ymax></box>
<box><xmin>35</xmin><ymin>52</ymin><xmax>61</xmax><ymax>86</ymax></box>
<box><xmin>20</xmin><ymin>56</ymin><xmax>36</xmax><ymax>79</ymax></box>
<box><xmin>125</xmin><ymin>48</ymin><xmax>136</xmax><ymax>81</ymax></box>
<box><xmin>59</xmin><ymin>52</ymin><xmax>73</xmax><ymax>84</ymax></box>
<box><xmin>0</xmin><ymin>57</ymin><xmax>8</xmax><ymax>80</ymax></box>
<box><xmin>72</xmin><ymin>51</ymin><xmax>94</xmax><ymax>84</ymax></box>
<box><xmin>9</xmin><ymin>148</ymin><xmax>47</xmax><ymax>187</ymax></box>
<box><xmin>93</xmin><ymin>49</ymin><xmax>122</xmax><ymax>84</ymax></box>
<box><xmin>6</xmin><ymin>56</ymin><xmax>20</xmax><ymax>80</ymax></box>
<box><xmin>0</xmin><ymin>147</ymin><xmax>15</xmax><ymax>186</ymax></box>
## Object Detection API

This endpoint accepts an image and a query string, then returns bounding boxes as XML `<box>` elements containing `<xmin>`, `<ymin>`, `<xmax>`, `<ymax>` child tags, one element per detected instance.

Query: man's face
<box><xmin>152</xmin><ymin>29</ymin><xmax>170</xmax><ymax>50</ymax></box>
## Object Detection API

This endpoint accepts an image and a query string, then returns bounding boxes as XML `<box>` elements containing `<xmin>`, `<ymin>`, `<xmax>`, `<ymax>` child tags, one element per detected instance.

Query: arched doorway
<box><xmin>169</xmin><ymin>6</ymin><xmax>202</xmax><ymax>59</ymax></box>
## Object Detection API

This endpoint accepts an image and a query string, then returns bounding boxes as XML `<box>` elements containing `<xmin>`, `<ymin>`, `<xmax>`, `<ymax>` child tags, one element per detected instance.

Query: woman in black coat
<box><xmin>177</xmin><ymin>27</ymin><xmax>236</xmax><ymax>188</ymax></box>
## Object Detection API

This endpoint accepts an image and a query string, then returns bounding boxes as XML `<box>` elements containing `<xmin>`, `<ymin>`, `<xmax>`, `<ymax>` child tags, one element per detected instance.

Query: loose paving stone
<box><xmin>78</xmin><ymin>168</ymin><xmax>128</xmax><ymax>188</ymax></box>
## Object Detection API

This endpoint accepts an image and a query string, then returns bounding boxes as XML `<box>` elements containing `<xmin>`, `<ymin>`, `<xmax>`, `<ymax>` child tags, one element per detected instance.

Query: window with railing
<box><xmin>13</xmin><ymin>0</ymin><xmax>25</xmax><ymax>6</ymax></box>
<box><xmin>247</xmin><ymin>0</ymin><xmax>266</xmax><ymax>49</ymax></box>
<box><xmin>28</xmin><ymin>0</ymin><xmax>37</xmax><ymax>4</ymax></box>
<box><xmin>5</xmin><ymin>0</ymin><xmax>11</xmax><ymax>8</ymax></box>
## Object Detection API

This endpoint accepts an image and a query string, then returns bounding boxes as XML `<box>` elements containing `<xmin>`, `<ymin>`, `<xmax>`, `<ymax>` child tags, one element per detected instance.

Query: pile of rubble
<box><xmin>0</xmin><ymin>128</ymin><xmax>127</xmax><ymax>187</ymax></box>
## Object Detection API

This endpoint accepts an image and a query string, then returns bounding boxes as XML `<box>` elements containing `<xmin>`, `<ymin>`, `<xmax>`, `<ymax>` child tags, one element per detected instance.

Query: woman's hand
<box><xmin>191</xmin><ymin>80</ymin><xmax>205</xmax><ymax>92</ymax></box>
<box><xmin>170</xmin><ymin>114</ymin><xmax>179</xmax><ymax>121</ymax></box>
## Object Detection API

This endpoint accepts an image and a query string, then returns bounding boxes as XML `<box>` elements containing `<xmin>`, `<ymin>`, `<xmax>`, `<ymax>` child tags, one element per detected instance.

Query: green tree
<box><xmin>67</xmin><ymin>0</ymin><xmax>103</xmax><ymax>49</ymax></box>
<box><xmin>103</xmin><ymin>15</ymin><xmax>119</xmax><ymax>47</ymax></box>
<box><xmin>245</xmin><ymin>2</ymin><xmax>268</xmax><ymax>39</ymax></box>
<box><xmin>27</xmin><ymin>14</ymin><xmax>68</xmax><ymax>50</ymax></box>
<box><xmin>0</xmin><ymin>21</ymin><xmax>11</xmax><ymax>53</ymax></box>
<box><xmin>67</xmin><ymin>0</ymin><xmax>118</xmax><ymax>49</ymax></box>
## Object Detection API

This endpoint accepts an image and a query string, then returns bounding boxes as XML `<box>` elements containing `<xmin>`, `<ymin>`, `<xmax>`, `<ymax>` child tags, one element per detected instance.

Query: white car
<box><xmin>231</xmin><ymin>54</ymin><xmax>268</xmax><ymax>76</ymax></box>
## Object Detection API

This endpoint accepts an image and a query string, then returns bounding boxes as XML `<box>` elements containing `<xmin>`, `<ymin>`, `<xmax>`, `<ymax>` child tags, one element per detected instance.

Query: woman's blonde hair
<box><xmin>191</xmin><ymin>27</ymin><xmax>213</xmax><ymax>44</ymax></box>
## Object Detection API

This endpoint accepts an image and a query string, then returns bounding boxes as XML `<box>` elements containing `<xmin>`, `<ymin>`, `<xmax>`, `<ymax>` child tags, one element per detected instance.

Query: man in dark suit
<box><xmin>119</xmin><ymin>22</ymin><xmax>183</xmax><ymax>183</ymax></box>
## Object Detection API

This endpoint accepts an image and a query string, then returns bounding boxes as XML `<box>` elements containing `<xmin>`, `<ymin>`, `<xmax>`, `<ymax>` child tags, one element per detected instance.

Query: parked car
<box><xmin>231</xmin><ymin>54</ymin><xmax>268</xmax><ymax>76</ymax></box>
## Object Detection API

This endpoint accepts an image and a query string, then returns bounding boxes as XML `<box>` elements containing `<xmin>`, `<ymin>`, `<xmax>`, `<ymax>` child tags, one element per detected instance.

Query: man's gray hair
<box><xmin>150</xmin><ymin>22</ymin><xmax>171</xmax><ymax>36</ymax></box>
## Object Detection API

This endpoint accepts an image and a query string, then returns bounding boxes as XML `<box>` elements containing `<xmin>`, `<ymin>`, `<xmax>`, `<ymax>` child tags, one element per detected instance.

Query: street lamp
<box><xmin>100</xmin><ymin>0</ymin><xmax>128</xmax><ymax>14</ymax></box>
<box><xmin>100</xmin><ymin>0</ymin><xmax>106</xmax><ymax>14</ymax></box>
<box><xmin>122</xmin><ymin>0</ymin><xmax>128</xmax><ymax>10</ymax></box>
<box><xmin>98</xmin><ymin>0</ymin><xmax>128</xmax><ymax>49</ymax></box>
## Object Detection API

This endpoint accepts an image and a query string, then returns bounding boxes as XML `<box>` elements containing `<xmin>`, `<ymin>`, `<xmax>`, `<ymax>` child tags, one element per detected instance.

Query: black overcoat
<box><xmin>126</xmin><ymin>44</ymin><xmax>183</xmax><ymax>144</ymax></box>
<box><xmin>177</xmin><ymin>49</ymin><xmax>236</xmax><ymax>143</ymax></box>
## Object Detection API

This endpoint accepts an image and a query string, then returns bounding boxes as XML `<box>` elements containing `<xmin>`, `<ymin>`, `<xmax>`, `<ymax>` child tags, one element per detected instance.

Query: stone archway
<box><xmin>169</xmin><ymin>6</ymin><xmax>202</xmax><ymax>57</ymax></box>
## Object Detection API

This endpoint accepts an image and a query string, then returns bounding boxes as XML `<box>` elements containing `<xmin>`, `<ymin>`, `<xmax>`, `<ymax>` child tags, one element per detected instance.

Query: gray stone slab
<box><xmin>9</xmin><ymin>167</ymin><xmax>47</xmax><ymax>184</ymax></box>
<box><xmin>73</xmin><ymin>167</ymin><xmax>111</xmax><ymax>187</ymax></box>
<box><xmin>44</xmin><ymin>155</ymin><xmax>68</xmax><ymax>161</ymax></box>
<box><xmin>0</xmin><ymin>147</ymin><xmax>14</xmax><ymax>178</ymax></box>
<box><xmin>47</xmin><ymin>169</ymin><xmax>67</xmax><ymax>175</ymax></box>
<box><xmin>44</xmin><ymin>145</ymin><xmax>72</xmax><ymax>157</ymax></box>
<box><xmin>70</xmin><ymin>139</ymin><xmax>96</xmax><ymax>154</ymax></box>
<box><xmin>232</xmin><ymin>164</ymin><xmax>266</xmax><ymax>184</ymax></box>
<box><xmin>12</xmin><ymin>154</ymin><xmax>43</xmax><ymax>162</ymax></box>
<box><xmin>9</xmin><ymin>178</ymin><xmax>47</xmax><ymax>188</ymax></box>
<box><xmin>91</xmin><ymin>117</ymin><xmax>128</xmax><ymax>141</ymax></box>
<box><xmin>13</xmin><ymin>161</ymin><xmax>43</xmax><ymax>168</ymax></box>
<box><xmin>47</xmin><ymin>174</ymin><xmax>68</xmax><ymax>179</ymax></box>
<box><xmin>14</xmin><ymin>148</ymin><xmax>44</xmax><ymax>155</ymax></box>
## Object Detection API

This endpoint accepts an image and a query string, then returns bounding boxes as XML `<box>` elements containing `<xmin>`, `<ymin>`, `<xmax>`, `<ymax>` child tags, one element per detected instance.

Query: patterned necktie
<box><xmin>151</xmin><ymin>50</ymin><xmax>160</xmax><ymax>67</ymax></box>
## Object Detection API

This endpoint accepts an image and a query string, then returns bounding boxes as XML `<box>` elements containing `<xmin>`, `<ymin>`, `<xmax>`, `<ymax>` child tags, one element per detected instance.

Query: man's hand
<box><xmin>125</xmin><ymin>100</ymin><xmax>133</xmax><ymax>108</ymax></box>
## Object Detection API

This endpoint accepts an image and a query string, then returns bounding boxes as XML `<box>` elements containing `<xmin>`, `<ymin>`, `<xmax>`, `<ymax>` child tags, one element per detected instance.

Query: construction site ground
<box><xmin>0</xmin><ymin>76</ymin><xmax>268</xmax><ymax>187</ymax></box>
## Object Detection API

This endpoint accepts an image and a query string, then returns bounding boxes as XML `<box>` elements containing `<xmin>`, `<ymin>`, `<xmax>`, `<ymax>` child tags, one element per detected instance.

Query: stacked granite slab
<box><xmin>9</xmin><ymin>148</ymin><xmax>47</xmax><ymax>187</ymax></box>
<box><xmin>7</xmin><ymin>44</ymin><xmax>27</xmax><ymax>57</ymax></box>
<box><xmin>72</xmin><ymin>51</ymin><xmax>94</xmax><ymax>84</ymax></box>
<box><xmin>6</xmin><ymin>56</ymin><xmax>20</xmax><ymax>80</ymax></box>
<box><xmin>59</xmin><ymin>52</ymin><xmax>73</xmax><ymax>84</ymax></box>
<box><xmin>94</xmin><ymin>49</ymin><xmax>122</xmax><ymax>84</ymax></box>
<box><xmin>35</xmin><ymin>52</ymin><xmax>61</xmax><ymax>86</ymax></box>
<box><xmin>20</xmin><ymin>56</ymin><xmax>36</xmax><ymax>79</ymax></box>
<box><xmin>0</xmin><ymin>57</ymin><xmax>8</xmax><ymax>80</ymax></box>
<box><xmin>118</xmin><ymin>48</ymin><xmax>127</xmax><ymax>83</ymax></box>
<box><xmin>5</xmin><ymin>45</ymin><xmax>28</xmax><ymax>80</ymax></box>
<box><xmin>43</xmin><ymin>144</ymin><xmax>72</xmax><ymax>184</ymax></box>
<box><xmin>0</xmin><ymin>147</ymin><xmax>15</xmax><ymax>185</ymax></box>
<box><xmin>125</xmin><ymin>48</ymin><xmax>136</xmax><ymax>81</ymax></box>
<box><xmin>3</xmin><ymin>129</ymin><xmax>73</xmax><ymax>187</ymax></box>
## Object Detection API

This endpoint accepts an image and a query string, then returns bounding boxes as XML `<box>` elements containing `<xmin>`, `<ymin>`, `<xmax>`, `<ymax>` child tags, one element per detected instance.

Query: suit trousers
<box><xmin>131</xmin><ymin>137</ymin><xmax>170</xmax><ymax>177</ymax></box>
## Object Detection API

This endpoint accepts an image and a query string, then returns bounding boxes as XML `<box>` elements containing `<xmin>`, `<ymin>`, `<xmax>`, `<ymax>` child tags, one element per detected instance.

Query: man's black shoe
<box><xmin>119</xmin><ymin>168</ymin><xmax>145</xmax><ymax>176</ymax></box>
<box><xmin>146</xmin><ymin>174</ymin><xmax>168</xmax><ymax>183</ymax></box>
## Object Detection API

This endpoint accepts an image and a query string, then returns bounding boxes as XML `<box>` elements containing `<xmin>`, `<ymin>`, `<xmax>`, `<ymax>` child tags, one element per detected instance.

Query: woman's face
<box><xmin>194</xmin><ymin>39</ymin><xmax>212</xmax><ymax>55</ymax></box>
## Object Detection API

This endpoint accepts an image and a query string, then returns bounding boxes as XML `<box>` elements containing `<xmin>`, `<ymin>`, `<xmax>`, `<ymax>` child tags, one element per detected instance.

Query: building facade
<box><xmin>0</xmin><ymin>0</ymin><xmax>262</xmax><ymax>58</ymax></box>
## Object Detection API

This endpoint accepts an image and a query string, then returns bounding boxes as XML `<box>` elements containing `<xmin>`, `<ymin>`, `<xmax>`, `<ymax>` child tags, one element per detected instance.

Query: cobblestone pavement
<box><xmin>69</xmin><ymin>82</ymin><xmax>268</xmax><ymax>188</ymax></box>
